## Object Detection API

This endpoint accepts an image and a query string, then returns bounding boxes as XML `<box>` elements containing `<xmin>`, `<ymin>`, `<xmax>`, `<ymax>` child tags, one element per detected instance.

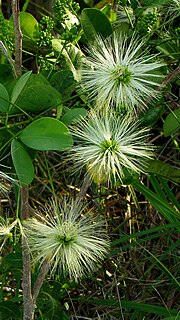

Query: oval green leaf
<box><xmin>11</xmin><ymin>139</ymin><xmax>35</xmax><ymax>185</ymax></box>
<box><xmin>50</xmin><ymin>70</ymin><xmax>75</xmax><ymax>98</ymax></box>
<box><xmin>20</xmin><ymin>117</ymin><xmax>73</xmax><ymax>151</ymax></box>
<box><xmin>14</xmin><ymin>84</ymin><xmax>62</xmax><ymax>113</ymax></box>
<box><xmin>61</xmin><ymin>108</ymin><xmax>87</xmax><ymax>125</ymax></box>
<box><xmin>20</xmin><ymin>12</ymin><xmax>38</xmax><ymax>40</ymax></box>
<box><xmin>140</xmin><ymin>105</ymin><xmax>165</xmax><ymax>126</ymax></box>
<box><xmin>0</xmin><ymin>83</ymin><xmax>9</xmax><ymax>112</ymax></box>
<box><xmin>52</xmin><ymin>39</ymin><xmax>83</xmax><ymax>81</ymax></box>
<box><xmin>81</xmin><ymin>8</ymin><xmax>113</xmax><ymax>41</ymax></box>
<box><xmin>163</xmin><ymin>109</ymin><xmax>180</xmax><ymax>137</ymax></box>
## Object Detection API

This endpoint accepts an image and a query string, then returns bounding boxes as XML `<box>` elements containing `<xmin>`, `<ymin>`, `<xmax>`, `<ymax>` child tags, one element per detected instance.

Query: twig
<box><xmin>32</xmin><ymin>260</ymin><xmax>49</xmax><ymax>303</ymax></box>
<box><xmin>21</xmin><ymin>236</ymin><xmax>34</xmax><ymax>320</ymax></box>
<box><xmin>0</xmin><ymin>41</ymin><xmax>16</xmax><ymax>77</ymax></box>
<box><xmin>11</xmin><ymin>1</ymin><xmax>52</xmax><ymax>318</ymax></box>
<box><xmin>161</xmin><ymin>65</ymin><xmax>180</xmax><ymax>88</ymax></box>
<box><xmin>11</xmin><ymin>0</ymin><xmax>22</xmax><ymax>77</ymax></box>
<box><xmin>77</xmin><ymin>174</ymin><xmax>91</xmax><ymax>201</ymax></box>
<box><xmin>21</xmin><ymin>186</ymin><xmax>34</xmax><ymax>320</ymax></box>
<box><xmin>145</xmin><ymin>65</ymin><xmax>180</xmax><ymax>106</ymax></box>
<box><xmin>11</xmin><ymin>1</ymin><xmax>34</xmax><ymax>318</ymax></box>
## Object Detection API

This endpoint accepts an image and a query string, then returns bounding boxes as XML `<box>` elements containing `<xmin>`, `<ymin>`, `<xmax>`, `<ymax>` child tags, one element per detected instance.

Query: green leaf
<box><xmin>163</xmin><ymin>109</ymin><xmax>180</xmax><ymax>137</ymax></box>
<box><xmin>0</xmin><ymin>301</ymin><xmax>21</xmax><ymax>319</ymax></box>
<box><xmin>11</xmin><ymin>139</ymin><xmax>35</xmax><ymax>185</ymax></box>
<box><xmin>15</xmin><ymin>84</ymin><xmax>62</xmax><ymax>113</ymax></box>
<box><xmin>25</xmin><ymin>73</ymin><xmax>50</xmax><ymax>87</ymax></box>
<box><xmin>20</xmin><ymin>117</ymin><xmax>73</xmax><ymax>151</ymax></box>
<box><xmin>0</xmin><ymin>83</ymin><xmax>9</xmax><ymax>112</ymax></box>
<box><xmin>10</xmin><ymin>73</ymin><xmax>62</xmax><ymax>114</ymax></box>
<box><xmin>61</xmin><ymin>108</ymin><xmax>87</xmax><ymax>125</ymax></box>
<box><xmin>81</xmin><ymin>8</ymin><xmax>113</xmax><ymax>41</ymax></box>
<box><xmin>52</xmin><ymin>39</ymin><xmax>83</xmax><ymax>81</ymax></box>
<box><xmin>50</xmin><ymin>70</ymin><xmax>75</xmax><ymax>98</ymax></box>
<box><xmin>111</xmin><ymin>223</ymin><xmax>178</xmax><ymax>247</ymax></box>
<box><xmin>11</xmin><ymin>71</ymin><xmax>32</xmax><ymax>105</ymax></box>
<box><xmin>20</xmin><ymin>12</ymin><xmax>38</xmax><ymax>40</ymax></box>
<box><xmin>147</xmin><ymin>159</ymin><xmax>180</xmax><ymax>185</ymax></box>
<box><xmin>139</xmin><ymin>105</ymin><xmax>165</xmax><ymax>126</ymax></box>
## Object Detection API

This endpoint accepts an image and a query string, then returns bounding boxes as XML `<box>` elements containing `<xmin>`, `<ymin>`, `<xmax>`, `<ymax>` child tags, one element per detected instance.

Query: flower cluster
<box><xmin>69</xmin><ymin>30</ymin><xmax>164</xmax><ymax>186</ymax></box>
<box><xmin>16</xmin><ymin>31</ymin><xmax>163</xmax><ymax>282</ymax></box>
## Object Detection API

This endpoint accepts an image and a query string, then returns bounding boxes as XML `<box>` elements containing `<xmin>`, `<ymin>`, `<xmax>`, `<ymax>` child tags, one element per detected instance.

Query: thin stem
<box><xmin>77</xmin><ymin>174</ymin><xmax>91</xmax><ymax>201</ymax></box>
<box><xmin>124</xmin><ymin>6</ymin><xmax>134</xmax><ymax>29</ymax></box>
<box><xmin>146</xmin><ymin>65</ymin><xmax>180</xmax><ymax>106</ymax></box>
<box><xmin>161</xmin><ymin>65</ymin><xmax>180</xmax><ymax>88</ymax></box>
<box><xmin>11</xmin><ymin>2</ymin><xmax>34</xmax><ymax>318</ymax></box>
<box><xmin>12</xmin><ymin>0</ymin><xmax>22</xmax><ymax>78</ymax></box>
<box><xmin>43</xmin><ymin>152</ymin><xmax>58</xmax><ymax>210</ymax></box>
<box><xmin>21</xmin><ymin>186</ymin><xmax>34</xmax><ymax>320</ymax></box>
<box><xmin>32</xmin><ymin>260</ymin><xmax>49</xmax><ymax>303</ymax></box>
<box><xmin>0</xmin><ymin>41</ymin><xmax>16</xmax><ymax>77</ymax></box>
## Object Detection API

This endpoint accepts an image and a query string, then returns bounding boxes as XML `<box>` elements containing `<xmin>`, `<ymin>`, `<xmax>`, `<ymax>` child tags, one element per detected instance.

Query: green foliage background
<box><xmin>0</xmin><ymin>0</ymin><xmax>179</xmax><ymax>319</ymax></box>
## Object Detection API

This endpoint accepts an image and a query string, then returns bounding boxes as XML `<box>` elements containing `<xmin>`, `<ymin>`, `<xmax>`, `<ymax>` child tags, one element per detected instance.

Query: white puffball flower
<box><xmin>24</xmin><ymin>199</ymin><xmax>109</xmax><ymax>281</ymax></box>
<box><xmin>80</xmin><ymin>32</ymin><xmax>164</xmax><ymax>112</ymax></box>
<box><xmin>67</xmin><ymin>111</ymin><xmax>154</xmax><ymax>185</ymax></box>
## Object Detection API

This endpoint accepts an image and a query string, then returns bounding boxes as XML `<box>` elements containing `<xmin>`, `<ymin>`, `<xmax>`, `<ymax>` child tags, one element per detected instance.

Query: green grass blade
<box><xmin>158</xmin><ymin>176</ymin><xmax>180</xmax><ymax>211</ymax></box>
<box><xmin>149</xmin><ymin>175</ymin><xmax>168</xmax><ymax>202</ymax></box>
<box><xmin>139</xmin><ymin>244</ymin><xmax>180</xmax><ymax>291</ymax></box>
<box><xmin>111</xmin><ymin>223</ymin><xmax>178</xmax><ymax>246</ymax></box>
<box><xmin>132</xmin><ymin>180</ymin><xmax>180</xmax><ymax>228</ymax></box>
<box><xmin>79</xmin><ymin>298</ymin><xmax>179</xmax><ymax>317</ymax></box>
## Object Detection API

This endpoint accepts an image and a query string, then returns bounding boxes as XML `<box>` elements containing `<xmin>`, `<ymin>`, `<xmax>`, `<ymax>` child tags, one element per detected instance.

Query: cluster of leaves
<box><xmin>0</xmin><ymin>0</ymin><xmax>179</xmax><ymax>319</ymax></box>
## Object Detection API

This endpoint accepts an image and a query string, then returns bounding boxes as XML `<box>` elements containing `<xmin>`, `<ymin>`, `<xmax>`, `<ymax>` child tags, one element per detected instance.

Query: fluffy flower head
<box><xmin>24</xmin><ymin>199</ymin><xmax>109</xmax><ymax>280</ymax></box>
<box><xmin>68</xmin><ymin>112</ymin><xmax>154</xmax><ymax>185</ymax></box>
<box><xmin>80</xmin><ymin>32</ymin><xmax>164</xmax><ymax>112</ymax></box>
